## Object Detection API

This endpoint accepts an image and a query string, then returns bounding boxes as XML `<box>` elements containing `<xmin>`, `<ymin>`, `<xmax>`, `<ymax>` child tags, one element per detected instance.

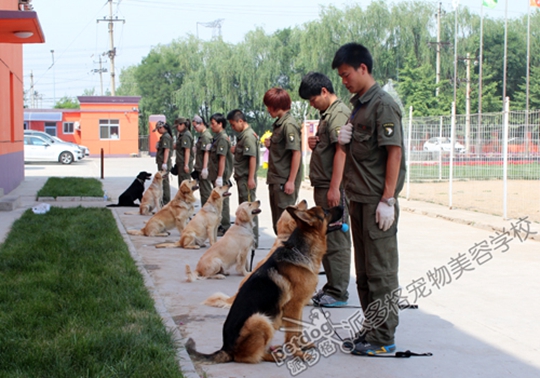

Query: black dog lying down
<box><xmin>106</xmin><ymin>171</ymin><xmax>152</xmax><ymax>207</ymax></box>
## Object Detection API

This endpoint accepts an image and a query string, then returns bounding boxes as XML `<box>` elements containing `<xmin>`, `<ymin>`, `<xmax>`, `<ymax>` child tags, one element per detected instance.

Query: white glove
<box><xmin>376</xmin><ymin>201</ymin><xmax>395</xmax><ymax>232</ymax></box>
<box><xmin>215</xmin><ymin>177</ymin><xmax>223</xmax><ymax>187</ymax></box>
<box><xmin>201</xmin><ymin>168</ymin><xmax>208</xmax><ymax>179</ymax></box>
<box><xmin>338</xmin><ymin>122</ymin><xmax>353</xmax><ymax>145</ymax></box>
<box><xmin>161</xmin><ymin>163</ymin><xmax>168</xmax><ymax>171</ymax></box>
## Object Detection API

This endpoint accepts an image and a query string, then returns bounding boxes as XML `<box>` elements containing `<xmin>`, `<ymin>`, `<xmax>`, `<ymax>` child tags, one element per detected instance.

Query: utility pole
<box><xmin>91</xmin><ymin>55</ymin><xmax>108</xmax><ymax>96</ymax></box>
<box><xmin>436</xmin><ymin>2</ymin><xmax>441</xmax><ymax>96</ymax></box>
<box><xmin>196</xmin><ymin>19</ymin><xmax>224</xmax><ymax>39</ymax></box>
<box><xmin>50</xmin><ymin>50</ymin><xmax>55</xmax><ymax>105</ymax></box>
<box><xmin>427</xmin><ymin>3</ymin><xmax>449</xmax><ymax>97</ymax></box>
<box><xmin>30</xmin><ymin>71</ymin><xmax>35</xmax><ymax>108</ymax></box>
<box><xmin>97</xmin><ymin>0</ymin><xmax>124</xmax><ymax>96</ymax></box>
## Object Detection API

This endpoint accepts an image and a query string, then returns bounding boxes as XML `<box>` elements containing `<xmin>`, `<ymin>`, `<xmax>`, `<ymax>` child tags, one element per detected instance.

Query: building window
<box><xmin>24</xmin><ymin>122</ymin><xmax>28</xmax><ymax>130</ymax></box>
<box><xmin>63</xmin><ymin>122</ymin><xmax>75</xmax><ymax>134</ymax></box>
<box><xmin>45</xmin><ymin>122</ymin><xmax>57</xmax><ymax>136</ymax></box>
<box><xmin>100</xmin><ymin>119</ymin><xmax>120</xmax><ymax>140</ymax></box>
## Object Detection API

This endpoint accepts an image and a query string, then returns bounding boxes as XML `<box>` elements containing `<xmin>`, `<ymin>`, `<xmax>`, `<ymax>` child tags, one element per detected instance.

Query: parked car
<box><xmin>24</xmin><ymin>135</ymin><xmax>82</xmax><ymax>164</ymax></box>
<box><xmin>23</xmin><ymin>130</ymin><xmax>90</xmax><ymax>157</ymax></box>
<box><xmin>423</xmin><ymin>137</ymin><xmax>465</xmax><ymax>153</ymax></box>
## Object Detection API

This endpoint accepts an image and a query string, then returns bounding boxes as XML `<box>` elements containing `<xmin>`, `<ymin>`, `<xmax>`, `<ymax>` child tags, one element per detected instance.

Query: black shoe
<box><xmin>217</xmin><ymin>226</ymin><xmax>227</xmax><ymax>237</ymax></box>
<box><xmin>342</xmin><ymin>331</ymin><xmax>367</xmax><ymax>352</ymax></box>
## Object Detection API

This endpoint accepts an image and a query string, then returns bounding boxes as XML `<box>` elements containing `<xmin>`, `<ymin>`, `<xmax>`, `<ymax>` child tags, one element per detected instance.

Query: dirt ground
<box><xmin>405</xmin><ymin>179</ymin><xmax>540</xmax><ymax>223</ymax></box>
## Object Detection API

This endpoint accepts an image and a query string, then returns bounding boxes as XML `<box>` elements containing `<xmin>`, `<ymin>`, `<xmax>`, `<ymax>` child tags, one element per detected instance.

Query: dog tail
<box><xmin>185</xmin><ymin>338</ymin><xmax>232</xmax><ymax>363</ymax></box>
<box><xmin>203</xmin><ymin>292</ymin><xmax>235</xmax><ymax>308</ymax></box>
<box><xmin>185</xmin><ymin>264</ymin><xmax>199</xmax><ymax>282</ymax></box>
<box><xmin>126</xmin><ymin>229</ymin><xmax>144</xmax><ymax>236</ymax></box>
<box><xmin>155</xmin><ymin>242</ymin><xmax>177</xmax><ymax>249</ymax></box>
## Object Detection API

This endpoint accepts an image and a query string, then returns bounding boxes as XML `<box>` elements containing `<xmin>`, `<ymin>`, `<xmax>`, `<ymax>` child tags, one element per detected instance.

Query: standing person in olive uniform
<box><xmin>154</xmin><ymin>120</ymin><xmax>173</xmax><ymax>205</ymax></box>
<box><xmin>208</xmin><ymin>113</ymin><xmax>233</xmax><ymax>235</ymax></box>
<box><xmin>299</xmin><ymin>72</ymin><xmax>352</xmax><ymax>308</ymax></box>
<box><xmin>227</xmin><ymin>109</ymin><xmax>260</xmax><ymax>248</ymax></box>
<box><xmin>332</xmin><ymin>42</ymin><xmax>406</xmax><ymax>356</ymax></box>
<box><xmin>192</xmin><ymin>115</ymin><xmax>213</xmax><ymax>208</ymax></box>
<box><xmin>263</xmin><ymin>87</ymin><xmax>303</xmax><ymax>233</ymax></box>
<box><xmin>174</xmin><ymin>117</ymin><xmax>194</xmax><ymax>185</ymax></box>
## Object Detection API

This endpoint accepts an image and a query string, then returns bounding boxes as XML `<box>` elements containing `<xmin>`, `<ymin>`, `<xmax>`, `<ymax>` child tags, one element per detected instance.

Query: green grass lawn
<box><xmin>37</xmin><ymin>177</ymin><xmax>104</xmax><ymax>198</ymax></box>
<box><xmin>408</xmin><ymin>162</ymin><xmax>540</xmax><ymax>181</ymax></box>
<box><xmin>0</xmin><ymin>207</ymin><xmax>183</xmax><ymax>377</ymax></box>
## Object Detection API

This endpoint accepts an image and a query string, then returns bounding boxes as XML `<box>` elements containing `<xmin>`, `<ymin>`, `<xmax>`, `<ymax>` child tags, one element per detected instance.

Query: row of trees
<box><xmin>114</xmin><ymin>1</ymin><xmax>540</xmax><ymax>136</ymax></box>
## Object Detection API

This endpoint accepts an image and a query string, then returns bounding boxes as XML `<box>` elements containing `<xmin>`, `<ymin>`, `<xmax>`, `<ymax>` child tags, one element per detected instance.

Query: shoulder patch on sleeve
<box><xmin>383</xmin><ymin>123</ymin><xmax>395</xmax><ymax>137</ymax></box>
<box><xmin>288</xmin><ymin>133</ymin><xmax>295</xmax><ymax>142</ymax></box>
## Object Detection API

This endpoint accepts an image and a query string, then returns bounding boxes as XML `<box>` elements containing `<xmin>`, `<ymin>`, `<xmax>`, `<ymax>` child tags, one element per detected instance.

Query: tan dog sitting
<box><xmin>125</xmin><ymin>171</ymin><xmax>165</xmax><ymax>215</ymax></box>
<box><xmin>127</xmin><ymin>179</ymin><xmax>198</xmax><ymax>237</ymax></box>
<box><xmin>185</xmin><ymin>200</ymin><xmax>261</xmax><ymax>281</ymax></box>
<box><xmin>203</xmin><ymin>200</ymin><xmax>307</xmax><ymax>308</ymax></box>
<box><xmin>155</xmin><ymin>185</ymin><xmax>231</xmax><ymax>249</ymax></box>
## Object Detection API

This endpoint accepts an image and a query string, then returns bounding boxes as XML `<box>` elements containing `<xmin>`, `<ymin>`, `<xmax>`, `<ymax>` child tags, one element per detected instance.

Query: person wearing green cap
<box><xmin>174</xmin><ymin>117</ymin><xmax>194</xmax><ymax>185</ymax></box>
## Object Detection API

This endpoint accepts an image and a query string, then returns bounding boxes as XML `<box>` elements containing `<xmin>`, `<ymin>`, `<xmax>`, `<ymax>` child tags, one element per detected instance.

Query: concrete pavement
<box><xmin>1</xmin><ymin>157</ymin><xmax>539</xmax><ymax>378</ymax></box>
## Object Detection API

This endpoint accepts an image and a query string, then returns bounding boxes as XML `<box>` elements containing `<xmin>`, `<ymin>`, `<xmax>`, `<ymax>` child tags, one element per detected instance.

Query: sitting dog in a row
<box><xmin>127</xmin><ymin>179</ymin><xmax>198</xmax><ymax>237</ymax></box>
<box><xmin>186</xmin><ymin>203</ymin><xmax>344</xmax><ymax>364</ymax></box>
<box><xmin>156</xmin><ymin>185</ymin><xmax>231</xmax><ymax>249</ymax></box>
<box><xmin>185</xmin><ymin>200</ymin><xmax>261</xmax><ymax>281</ymax></box>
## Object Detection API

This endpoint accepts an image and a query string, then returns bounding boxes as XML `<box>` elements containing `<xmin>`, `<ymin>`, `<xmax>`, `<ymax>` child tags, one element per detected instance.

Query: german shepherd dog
<box><xmin>106</xmin><ymin>171</ymin><xmax>151</xmax><ymax>207</ymax></box>
<box><xmin>186</xmin><ymin>204</ymin><xmax>343</xmax><ymax>364</ymax></box>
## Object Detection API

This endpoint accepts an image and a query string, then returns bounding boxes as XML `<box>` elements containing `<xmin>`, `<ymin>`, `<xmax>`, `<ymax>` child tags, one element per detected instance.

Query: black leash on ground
<box><xmin>316</xmin><ymin>310</ymin><xmax>432</xmax><ymax>358</ymax></box>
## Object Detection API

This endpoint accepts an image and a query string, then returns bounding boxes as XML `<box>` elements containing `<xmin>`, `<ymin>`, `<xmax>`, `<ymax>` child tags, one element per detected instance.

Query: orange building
<box><xmin>25</xmin><ymin>96</ymin><xmax>141</xmax><ymax>157</ymax></box>
<box><xmin>0</xmin><ymin>0</ymin><xmax>44</xmax><ymax>195</ymax></box>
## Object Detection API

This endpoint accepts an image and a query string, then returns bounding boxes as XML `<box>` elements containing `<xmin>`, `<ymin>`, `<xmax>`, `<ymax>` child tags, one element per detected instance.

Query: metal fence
<box><xmin>139</xmin><ymin>135</ymin><xmax>149</xmax><ymax>153</ymax></box>
<box><xmin>403</xmin><ymin>105</ymin><xmax>540</xmax><ymax>222</ymax></box>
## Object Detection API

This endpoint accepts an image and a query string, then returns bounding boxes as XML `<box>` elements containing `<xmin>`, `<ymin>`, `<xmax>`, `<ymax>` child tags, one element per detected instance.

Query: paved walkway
<box><xmin>1</xmin><ymin>157</ymin><xmax>539</xmax><ymax>378</ymax></box>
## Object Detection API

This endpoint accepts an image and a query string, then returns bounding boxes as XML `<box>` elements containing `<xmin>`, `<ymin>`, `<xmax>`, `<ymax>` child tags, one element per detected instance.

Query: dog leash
<box><xmin>313</xmin><ymin>310</ymin><xmax>432</xmax><ymax>358</ymax></box>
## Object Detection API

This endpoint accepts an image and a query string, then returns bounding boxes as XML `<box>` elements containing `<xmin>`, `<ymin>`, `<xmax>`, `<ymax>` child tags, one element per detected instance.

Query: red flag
<box><xmin>531</xmin><ymin>0</ymin><xmax>540</xmax><ymax>8</ymax></box>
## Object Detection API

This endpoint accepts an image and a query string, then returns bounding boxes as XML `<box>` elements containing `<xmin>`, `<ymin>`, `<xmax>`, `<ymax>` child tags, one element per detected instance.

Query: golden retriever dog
<box><xmin>203</xmin><ymin>200</ymin><xmax>307</xmax><ymax>308</ymax></box>
<box><xmin>186</xmin><ymin>204</ymin><xmax>343</xmax><ymax>364</ymax></box>
<box><xmin>185</xmin><ymin>200</ymin><xmax>261</xmax><ymax>281</ymax></box>
<box><xmin>127</xmin><ymin>179</ymin><xmax>198</xmax><ymax>237</ymax></box>
<box><xmin>124</xmin><ymin>171</ymin><xmax>165</xmax><ymax>215</ymax></box>
<box><xmin>155</xmin><ymin>185</ymin><xmax>231</xmax><ymax>249</ymax></box>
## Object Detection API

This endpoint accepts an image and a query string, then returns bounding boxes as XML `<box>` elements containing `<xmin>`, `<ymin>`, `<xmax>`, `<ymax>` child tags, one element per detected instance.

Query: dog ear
<box><xmin>286</xmin><ymin>206</ymin><xmax>317</xmax><ymax>227</ymax></box>
<box><xmin>211</xmin><ymin>189</ymin><xmax>221</xmax><ymax>200</ymax></box>
<box><xmin>236</xmin><ymin>205</ymin><xmax>250</xmax><ymax>223</ymax></box>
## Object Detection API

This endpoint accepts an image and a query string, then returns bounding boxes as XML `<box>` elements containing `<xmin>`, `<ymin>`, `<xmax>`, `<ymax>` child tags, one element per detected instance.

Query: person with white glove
<box><xmin>201</xmin><ymin>167</ymin><xmax>208</xmax><ymax>179</ymax></box>
<box><xmin>192</xmin><ymin>115</ymin><xmax>213</xmax><ymax>207</ymax></box>
<box><xmin>155</xmin><ymin>120</ymin><xmax>172</xmax><ymax>204</ymax></box>
<box><xmin>338</xmin><ymin>122</ymin><xmax>353</xmax><ymax>145</ymax></box>
<box><xmin>376</xmin><ymin>199</ymin><xmax>395</xmax><ymax>231</ymax></box>
<box><xmin>331</xmin><ymin>42</ymin><xmax>406</xmax><ymax>356</ymax></box>
<box><xmin>207</xmin><ymin>113</ymin><xmax>233</xmax><ymax>235</ymax></box>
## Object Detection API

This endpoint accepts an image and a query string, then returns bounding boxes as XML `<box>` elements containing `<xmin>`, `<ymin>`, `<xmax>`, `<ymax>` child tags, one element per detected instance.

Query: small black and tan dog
<box><xmin>106</xmin><ymin>171</ymin><xmax>152</xmax><ymax>207</ymax></box>
<box><xmin>186</xmin><ymin>203</ymin><xmax>343</xmax><ymax>363</ymax></box>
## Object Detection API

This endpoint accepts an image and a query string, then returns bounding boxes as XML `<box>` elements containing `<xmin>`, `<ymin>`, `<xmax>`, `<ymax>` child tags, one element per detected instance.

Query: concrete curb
<box><xmin>109</xmin><ymin>209</ymin><xmax>200</xmax><ymax>378</ymax></box>
<box><xmin>37</xmin><ymin>196</ymin><xmax>105</xmax><ymax>202</ymax></box>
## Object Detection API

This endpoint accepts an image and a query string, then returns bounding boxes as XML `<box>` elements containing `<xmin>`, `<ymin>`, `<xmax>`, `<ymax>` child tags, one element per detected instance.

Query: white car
<box><xmin>24</xmin><ymin>135</ymin><xmax>82</xmax><ymax>164</ymax></box>
<box><xmin>423</xmin><ymin>137</ymin><xmax>465</xmax><ymax>153</ymax></box>
<box><xmin>23</xmin><ymin>130</ymin><xmax>90</xmax><ymax>157</ymax></box>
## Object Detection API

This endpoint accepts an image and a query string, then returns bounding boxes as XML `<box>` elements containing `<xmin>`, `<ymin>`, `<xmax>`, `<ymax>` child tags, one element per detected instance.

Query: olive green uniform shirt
<box><xmin>267</xmin><ymin>111</ymin><xmax>302</xmax><ymax>186</ymax></box>
<box><xmin>194</xmin><ymin>129</ymin><xmax>213</xmax><ymax>172</ymax></box>
<box><xmin>156</xmin><ymin>133</ymin><xmax>173</xmax><ymax>167</ymax></box>
<box><xmin>208</xmin><ymin>130</ymin><xmax>233</xmax><ymax>183</ymax></box>
<box><xmin>234</xmin><ymin>126</ymin><xmax>259</xmax><ymax>182</ymax></box>
<box><xmin>309</xmin><ymin>99</ymin><xmax>351</xmax><ymax>188</ymax></box>
<box><xmin>343</xmin><ymin>83</ymin><xmax>406</xmax><ymax>203</ymax></box>
<box><xmin>175</xmin><ymin>130</ymin><xmax>194</xmax><ymax>170</ymax></box>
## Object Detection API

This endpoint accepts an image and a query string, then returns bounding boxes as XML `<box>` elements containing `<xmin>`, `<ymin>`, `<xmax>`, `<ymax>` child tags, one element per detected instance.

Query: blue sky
<box><xmin>23</xmin><ymin>0</ymin><xmax>533</xmax><ymax>108</ymax></box>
